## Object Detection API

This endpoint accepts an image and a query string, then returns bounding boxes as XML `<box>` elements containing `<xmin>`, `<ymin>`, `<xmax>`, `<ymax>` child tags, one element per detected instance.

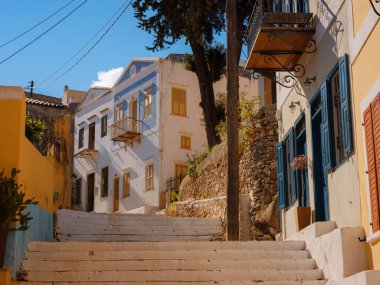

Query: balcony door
<box><xmin>130</xmin><ymin>100</ymin><xmax>138</xmax><ymax>132</ymax></box>
<box><xmin>86</xmin><ymin>173</ymin><xmax>95</xmax><ymax>212</ymax></box>
<box><xmin>88</xmin><ymin>122</ymin><xmax>95</xmax><ymax>149</ymax></box>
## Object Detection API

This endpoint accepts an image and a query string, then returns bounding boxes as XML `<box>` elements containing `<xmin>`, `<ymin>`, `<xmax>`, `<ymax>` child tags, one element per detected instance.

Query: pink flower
<box><xmin>291</xmin><ymin>155</ymin><xmax>308</xmax><ymax>170</ymax></box>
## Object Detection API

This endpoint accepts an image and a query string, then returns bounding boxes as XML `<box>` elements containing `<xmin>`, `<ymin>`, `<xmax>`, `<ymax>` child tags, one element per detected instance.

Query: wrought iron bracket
<box><xmin>370</xmin><ymin>0</ymin><xmax>380</xmax><ymax>16</ymax></box>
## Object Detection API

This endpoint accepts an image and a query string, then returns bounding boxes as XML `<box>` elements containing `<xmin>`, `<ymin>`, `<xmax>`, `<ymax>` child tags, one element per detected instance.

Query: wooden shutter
<box><xmin>321</xmin><ymin>81</ymin><xmax>332</xmax><ymax>171</ymax></box>
<box><xmin>289</xmin><ymin>127</ymin><xmax>297</xmax><ymax>202</ymax></box>
<box><xmin>339</xmin><ymin>54</ymin><xmax>353</xmax><ymax>156</ymax></box>
<box><xmin>276</xmin><ymin>142</ymin><xmax>286</xmax><ymax>209</ymax></box>
<box><xmin>364</xmin><ymin>101</ymin><xmax>380</xmax><ymax>232</ymax></box>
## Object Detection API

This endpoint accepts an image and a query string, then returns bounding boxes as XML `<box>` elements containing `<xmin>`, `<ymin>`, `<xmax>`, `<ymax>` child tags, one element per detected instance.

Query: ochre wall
<box><xmin>351</xmin><ymin>13</ymin><xmax>380</xmax><ymax>269</ymax></box>
<box><xmin>352</xmin><ymin>0</ymin><xmax>371</xmax><ymax>36</ymax></box>
<box><xmin>0</xmin><ymin>86</ymin><xmax>55</xmax><ymax>278</ymax></box>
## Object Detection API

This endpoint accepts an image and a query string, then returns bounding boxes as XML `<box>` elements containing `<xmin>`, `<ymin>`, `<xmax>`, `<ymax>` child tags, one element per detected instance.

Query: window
<box><xmin>364</xmin><ymin>93</ymin><xmax>380</xmax><ymax>233</ymax></box>
<box><xmin>276</xmin><ymin>128</ymin><xmax>296</xmax><ymax>209</ymax></box>
<box><xmin>78</xmin><ymin>127</ymin><xmax>84</xmax><ymax>149</ymax></box>
<box><xmin>115</xmin><ymin>103</ymin><xmax>124</xmax><ymax>121</ymax></box>
<box><xmin>101</xmin><ymin>115</ymin><xmax>107</xmax><ymax>137</ymax></box>
<box><xmin>172</xmin><ymin>87</ymin><xmax>187</xmax><ymax>116</ymax></box>
<box><xmin>143</xmin><ymin>87</ymin><xmax>153</xmax><ymax>119</ymax></box>
<box><xmin>331</xmin><ymin>70</ymin><xmax>344</xmax><ymax>164</ymax></box>
<box><xmin>88</xmin><ymin>122</ymin><xmax>95</xmax><ymax>149</ymax></box>
<box><xmin>180</xmin><ymin>135</ymin><xmax>191</xmax><ymax>150</ymax></box>
<box><xmin>145</xmin><ymin>164</ymin><xmax>154</xmax><ymax>191</ymax></box>
<box><xmin>101</xmin><ymin>167</ymin><xmax>109</xmax><ymax>197</ymax></box>
<box><xmin>175</xmin><ymin>164</ymin><xmax>188</xmax><ymax>188</ymax></box>
<box><xmin>123</xmin><ymin>172</ymin><xmax>130</xmax><ymax>198</ymax></box>
<box><xmin>322</xmin><ymin>54</ymin><xmax>352</xmax><ymax>169</ymax></box>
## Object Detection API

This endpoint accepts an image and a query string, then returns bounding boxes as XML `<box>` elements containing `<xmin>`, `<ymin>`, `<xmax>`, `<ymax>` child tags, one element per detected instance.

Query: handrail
<box><xmin>109</xmin><ymin>116</ymin><xmax>141</xmax><ymax>140</ymax></box>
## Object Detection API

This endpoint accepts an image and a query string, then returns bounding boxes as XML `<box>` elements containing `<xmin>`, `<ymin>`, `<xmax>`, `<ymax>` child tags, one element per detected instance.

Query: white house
<box><xmin>73</xmin><ymin>54</ymin><xmax>261</xmax><ymax>213</ymax></box>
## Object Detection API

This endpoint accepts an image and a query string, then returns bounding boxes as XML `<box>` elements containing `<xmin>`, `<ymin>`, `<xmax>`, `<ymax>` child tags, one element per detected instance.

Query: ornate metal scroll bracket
<box><xmin>252</xmin><ymin>71</ymin><xmax>298</xmax><ymax>89</ymax></box>
<box><xmin>263</xmin><ymin>54</ymin><xmax>306</xmax><ymax>78</ymax></box>
<box><xmin>370</xmin><ymin>0</ymin><xmax>380</xmax><ymax>16</ymax></box>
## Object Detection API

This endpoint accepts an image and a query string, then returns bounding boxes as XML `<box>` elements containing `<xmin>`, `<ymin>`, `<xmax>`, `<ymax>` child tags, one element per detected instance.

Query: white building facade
<box><xmin>73</xmin><ymin>55</ymin><xmax>260</xmax><ymax>213</ymax></box>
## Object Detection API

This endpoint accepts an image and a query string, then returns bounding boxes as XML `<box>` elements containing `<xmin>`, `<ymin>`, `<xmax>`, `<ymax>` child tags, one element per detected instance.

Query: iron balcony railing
<box><xmin>246</xmin><ymin>0</ymin><xmax>313</xmax><ymax>58</ymax></box>
<box><xmin>109</xmin><ymin>116</ymin><xmax>142</xmax><ymax>142</ymax></box>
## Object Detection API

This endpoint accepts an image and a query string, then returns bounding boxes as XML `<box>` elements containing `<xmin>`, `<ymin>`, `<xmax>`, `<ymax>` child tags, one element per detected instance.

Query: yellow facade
<box><xmin>351</xmin><ymin>3</ymin><xmax>380</xmax><ymax>269</ymax></box>
<box><xmin>0</xmin><ymin>86</ymin><xmax>54</xmax><ymax>213</ymax></box>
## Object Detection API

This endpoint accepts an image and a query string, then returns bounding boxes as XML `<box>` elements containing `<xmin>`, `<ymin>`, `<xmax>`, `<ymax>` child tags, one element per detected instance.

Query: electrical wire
<box><xmin>0</xmin><ymin>0</ymin><xmax>77</xmax><ymax>48</ymax></box>
<box><xmin>0</xmin><ymin>0</ymin><xmax>88</xmax><ymax>66</ymax></box>
<box><xmin>38</xmin><ymin>0</ymin><xmax>131</xmax><ymax>87</ymax></box>
<box><xmin>40</xmin><ymin>0</ymin><xmax>132</xmax><ymax>87</ymax></box>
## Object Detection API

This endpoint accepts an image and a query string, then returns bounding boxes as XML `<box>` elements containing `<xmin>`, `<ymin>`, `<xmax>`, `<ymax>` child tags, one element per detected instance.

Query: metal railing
<box><xmin>109</xmin><ymin>116</ymin><xmax>142</xmax><ymax>141</ymax></box>
<box><xmin>246</xmin><ymin>0</ymin><xmax>313</xmax><ymax>57</ymax></box>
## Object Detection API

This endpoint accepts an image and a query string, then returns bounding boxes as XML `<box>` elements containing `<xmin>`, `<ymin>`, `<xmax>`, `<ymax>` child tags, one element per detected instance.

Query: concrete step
<box><xmin>24</xmin><ymin>269</ymin><xmax>324</xmax><ymax>282</ymax></box>
<box><xmin>25</xmin><ymin>249</ymin><xmax>310</xmax><ymax>261</ymax></box>
<box><xmin>22</xmin><ymin>258</ymin><xmax>317</xmax><ymax>271</ymax></box>
<box><xmin>28</xmin><ymin>241</ymin><xmax>306</xmax><ymax>252</ymax></box>
<box><xmin>56</xmin><ymin>234</ymin><xmax>216</xmax><ymax>242</ymax></box>
<box><xmin>16</xmin><ymin>281</ymin><xmax>327</xmax><ymax>285</ymax></box>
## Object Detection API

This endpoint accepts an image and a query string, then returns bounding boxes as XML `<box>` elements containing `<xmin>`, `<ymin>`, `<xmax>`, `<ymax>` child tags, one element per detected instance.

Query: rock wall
<box><xmin>176</xmin><ymin>104</ymin><xmax>279</xmax><ymax>240</ymax></box>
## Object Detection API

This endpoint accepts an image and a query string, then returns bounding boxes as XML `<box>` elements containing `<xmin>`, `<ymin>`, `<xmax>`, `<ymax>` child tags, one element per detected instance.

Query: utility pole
<box><xmin>26</xmin><ymin>80</ymin><xmax>34</xmax><ymax>98</ymax></box>
<box><xmin>226</xmin><ymin>0</ymin><xmax>240</xmax><ymax>241</ymax></box>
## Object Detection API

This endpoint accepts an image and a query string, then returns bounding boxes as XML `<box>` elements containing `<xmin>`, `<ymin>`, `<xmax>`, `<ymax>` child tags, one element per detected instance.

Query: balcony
<box><xmin>245</xmin><ymin>0</ymin><xmax>315</xmax><ymax>75</ymax></box>
<box><xmin>109</xmin><ymin>117</ymin><xmax>142</xmax><ymax>144</ymax></box>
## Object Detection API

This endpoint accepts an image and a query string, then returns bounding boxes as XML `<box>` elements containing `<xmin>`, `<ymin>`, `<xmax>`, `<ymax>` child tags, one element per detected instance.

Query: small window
<box><xmin>101</xmin><ymin>167</ymin><xmax>109</xmax><ymax>197</ymax></box>
<box><xmin>101</xmin><ymin>115</ymin><xmax>107</xmax><ymax>137</ymax></box>
<box><xmin>180</xmin><ymin>135</ymin><xmax>191</xmax><ymax>150</ymax></box>
<box><xmin>115</xmin><ymin>103</ymin><xmax>124</xmax><ymax>122</ymax></box>
<box><xmin>145</xmin><ymin>164</ymin><xmax>154</xmax><ymax>191</ymax></box>
<box><xmin>78</xmin><ymin>127</ymin><xmax>84</xmax><ymax>149</ymax></box>
<box><xmin>123</xmin><ymin>172</ymin><xmax>130</xmax><ymax>198</ymax></box>
<box><xmin>172</xmin><ymin>87</ymin><xmax>187</xmax><ymax>116</ymax></box>
<box><xmin>143</xmin><ymin>88</ymin><xmax>153</xmax><ymax>119</ymax></box>
<box><xmin>175</xmin><ymin>164</ymin><xmax>188</xmax><ymax>188</ymax></box>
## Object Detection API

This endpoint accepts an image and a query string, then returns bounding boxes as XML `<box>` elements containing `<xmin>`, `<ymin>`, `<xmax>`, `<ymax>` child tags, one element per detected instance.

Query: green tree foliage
<box><xmin>25</xmin><ymin>112</ymin><xmax>46</xmax><ymax>143</ymax></box>
<box><xmin>184</xmin><ymin>44</ymin><xmax>226</xmax><ymax>83</ymax></box>
<box><xmin>132</xmin><ymin>0</ymin><xmax>252</xmax><ymax>148</ymax></box>
<box><xmin>0</xmin><ymin>168</ymin><xmax>38</xmax><ymax>231</ymax></box>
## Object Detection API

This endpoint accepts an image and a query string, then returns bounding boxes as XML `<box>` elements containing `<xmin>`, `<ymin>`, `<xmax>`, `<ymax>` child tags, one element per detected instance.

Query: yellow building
<box><xmin>349</xmin><ymin>0</ymin><xmax>380</xmax><ymax>271</ymax></box>
<box><xmin>0</xmin><ymin>86</ymin><xmax>72</xmax><ymax>281</ymax></box>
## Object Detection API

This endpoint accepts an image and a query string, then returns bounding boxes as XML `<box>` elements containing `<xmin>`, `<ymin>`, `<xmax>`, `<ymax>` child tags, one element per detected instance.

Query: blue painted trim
<box><xmin>4</xmin><ymin>204</ymin><xmax>53</xmax><ymax>277</ymax></box>
<box><xmin>115</xmin><ymin>71</ymin><xmax>157</xmax><ymax>102</ymax></box>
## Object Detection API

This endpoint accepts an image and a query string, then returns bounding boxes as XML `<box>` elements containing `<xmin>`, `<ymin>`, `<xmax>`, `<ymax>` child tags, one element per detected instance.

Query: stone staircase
<box><xmin>56</xmin><ymin>209</ymin><xmax>224</xmax><ymax>241</ymax></box>
<box><xmin>15</xmin><ymin>209</ymin><xmax>326</xmax><ymax>284</ymax></box>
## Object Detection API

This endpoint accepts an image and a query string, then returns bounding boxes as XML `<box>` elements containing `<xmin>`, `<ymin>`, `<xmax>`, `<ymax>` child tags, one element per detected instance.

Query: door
<box><xmin>311</xmin><ymin>109</ymin><xmax>329</xmax><ymax>221</ymax></box>
<box><xmin>88</xmin><ymin>122</ymin><xmax>95</xmax><ymax>149</ymax></box>
<box><xmin>296</xmin><ymin>116</ymin><xmax>309</xmax><ymax>207</ymax></box>
<box><xmin>113</xmin><ymin>176</ymin><xmax>120</xmax><ymax>212</ymax></box>
<box><xmin>130</xmin><ymin>100</ymin><xmax>138</xmax><ymax>132</ymax></box>
<box><xmin>86</xmin><ymin>173</ymin><xmax>95</xmax><ymax>212</ymax></box>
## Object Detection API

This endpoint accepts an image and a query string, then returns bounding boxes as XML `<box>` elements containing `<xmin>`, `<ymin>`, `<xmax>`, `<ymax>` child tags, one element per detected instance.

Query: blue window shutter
<box><xmin>321</xmin><ymin>81</ymin><xmax>332</xmax><ymax>170</ymax></box>
<box><xmin>276</xmin><ymin>142</ymin><xmax>286</xmax><ymax>209</ymax></box>
<box><xmin>289</xmin><ymin>127</ymin><xmax>297</xmax><ymax>202</ymax></box>
<box><xmin>339</xmin><ymin>54</ymin><xmax>353</xmax><ymax>156</ymax></box>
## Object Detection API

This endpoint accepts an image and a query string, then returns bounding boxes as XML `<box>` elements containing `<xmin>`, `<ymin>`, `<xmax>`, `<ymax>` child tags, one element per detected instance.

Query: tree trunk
<box><xmin>226</xmin><ymin>0</ymin><xmax>240</xmax><ymax>241</ymax></box>
<box><xmin>189</xmin><ymin>41</ymin><xmax>220</xmax><ymax>148</ymax></box>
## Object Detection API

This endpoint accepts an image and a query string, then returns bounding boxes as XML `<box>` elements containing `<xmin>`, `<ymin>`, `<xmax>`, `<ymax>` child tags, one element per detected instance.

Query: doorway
<box><xmin>113</xmin><ymin>176</ymin><xmax>120</xmax><ymax>212</ymax></box>
<box><xmin>311</xmin><ymin>99</ymin><xmax>329</xmax><ymax>221</ymax></box>
<box><xmin>86</xmin><ymin>173</ymin><xmax>95</xmax><ymax>212</ymax></box>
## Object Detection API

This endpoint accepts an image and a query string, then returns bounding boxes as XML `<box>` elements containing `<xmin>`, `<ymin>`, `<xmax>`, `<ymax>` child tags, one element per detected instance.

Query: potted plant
<box><xmin>291</xmin><ymin>155</ymin><xmax>311</xmax><ymax>231</ymax></box>
<box><xmin>0</xmin><ymin>168</ymin><xmax>38</xmax><ymax>268</ymax></box>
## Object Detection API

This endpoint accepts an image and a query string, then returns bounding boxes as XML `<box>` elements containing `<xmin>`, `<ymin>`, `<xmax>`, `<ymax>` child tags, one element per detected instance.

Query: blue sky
<box><xmin>0</xmin><ymin>0</ymin><xmax>226</xmax><ymax>98</ymax></box>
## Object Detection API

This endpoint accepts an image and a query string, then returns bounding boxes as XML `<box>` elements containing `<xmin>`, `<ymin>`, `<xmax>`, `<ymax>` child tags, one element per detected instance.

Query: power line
<box><xmin>40</xmin><ymin>0</ymin><xmax>132</xmax><ymax>87</ymax></box>
<box><xmin>39</xmin><ymin>0</ymin><xmax>131</xmax><ymax>87</ymax></box>
<box><xmin>0</xmin><ymin>0</ymin><xmax>77</xmax><ymax>48</ymax></box>
<box><xmin>0</xmin><ymin>0</ymin><xmax>88</xmax><ymax>66</ymax></box>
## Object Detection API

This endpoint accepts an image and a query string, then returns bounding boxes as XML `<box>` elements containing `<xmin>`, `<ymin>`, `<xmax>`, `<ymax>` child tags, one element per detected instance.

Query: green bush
<box><xmin>0</xmin><ymin>168</ymin><xmax>38</xmax><ymax>231</ymax></box>
<box><xmin>187</xmin><ymin>147</ymin><xmax>210</xmax><ymax>180</ymax></box>
<box><xmin>25</xmin><ymin>112</ymin><xmax>46</xmax><ymax>142</ymax></box>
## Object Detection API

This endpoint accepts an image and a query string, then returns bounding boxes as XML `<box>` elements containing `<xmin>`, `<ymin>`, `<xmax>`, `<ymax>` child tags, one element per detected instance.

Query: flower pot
<box><xmin>0</xmin><ymin>229</ymin><xmax>7</xmax><ymax>268</ymax></box>
<box><xmin>295</xmin><ymin>207</ymin><xmax>311</xmax><ymax>232</ymax></box>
